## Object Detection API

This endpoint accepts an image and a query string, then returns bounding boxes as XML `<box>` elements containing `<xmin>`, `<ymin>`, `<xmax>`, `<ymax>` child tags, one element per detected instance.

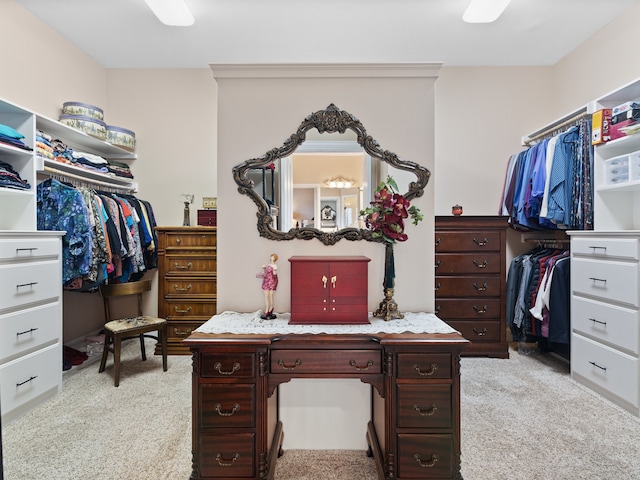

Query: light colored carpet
<box><xmin>3</xmin><ymin>341</ymin><xmax>640</xmax><ymax>479</ymax></box>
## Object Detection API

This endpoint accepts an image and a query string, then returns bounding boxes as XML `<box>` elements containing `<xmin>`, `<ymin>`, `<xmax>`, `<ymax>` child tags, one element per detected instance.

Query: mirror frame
<box><xmin>232</xmin><ymin>103</ymin><xmax>431</xmax><ymax>245</ymax></box>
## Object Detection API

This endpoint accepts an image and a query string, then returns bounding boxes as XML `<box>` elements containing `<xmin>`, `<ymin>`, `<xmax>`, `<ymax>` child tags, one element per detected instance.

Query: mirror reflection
<box><xmin>233</xmin><ymin>104</ymin><xmax>430</xmax><ymax>245</ymax></box>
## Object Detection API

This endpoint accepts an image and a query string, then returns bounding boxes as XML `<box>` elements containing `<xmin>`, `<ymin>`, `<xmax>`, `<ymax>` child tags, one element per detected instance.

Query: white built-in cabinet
<box><xmin>568</xmin><ymin>78</ymin><xmax>640</xmax><ymax>416</ymax></box>
<box><xmin>0</xmin><ymin>97</ymin><xmax>136</xmax><ymax>422</ymax></box>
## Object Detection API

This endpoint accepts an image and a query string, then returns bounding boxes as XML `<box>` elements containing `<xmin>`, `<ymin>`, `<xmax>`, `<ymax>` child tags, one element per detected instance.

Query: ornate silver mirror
<box><xmin>232</xmin><ymin>104</ymin><xmax>431</xmax><ymax>245</ymax></box>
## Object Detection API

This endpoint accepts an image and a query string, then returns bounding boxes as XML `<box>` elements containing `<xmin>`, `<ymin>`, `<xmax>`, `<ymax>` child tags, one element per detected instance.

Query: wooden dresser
<box><xmin>184</xmin><ymin>317</ymin><xmax>468</xmax><ymax>480</ymax></box>
<box><xmin>289</xmin><ymin>256</ymin><xmax>370</xmax><ymax>324</ymax></box>
<box><xmin>155</xmin><ymin>226</ymin><xmax>217</xmax><ymax>355</ymax></box>
<box><xmin>435</xmin><ymin>215</ymin><xmax>508</xmax><ymax>358</ymax></box>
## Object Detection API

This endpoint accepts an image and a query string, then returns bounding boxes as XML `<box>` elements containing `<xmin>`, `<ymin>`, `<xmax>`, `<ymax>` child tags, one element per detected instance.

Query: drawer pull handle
<box><xmin>473</xmin><ymin>260</ymin><xmax>487</xmax><ymax>269</ymax></box>
<box><xmin>349</xmin><ymin>359</ymin><xmax>374</xmax><ymax>371</ymax></box>
<box><xmin>16</xmin><ymin>247</ymin><xmax>38</xmax><ymax>253</ymax></box>
<box><xmin>17</xmin><ymin>327</ymin><xmax>39</xmax><ymax>336</ymax></box>
<box><xmin>413</xmin><ymin>403</ymin><xmax>438</xmax><ymax>416</ymax></box>
<box><xmin>473</xmin><ymin>327</ymin><xmax>488</xmax><ymax>336</ymax></box>
<box><xmin>16</xmin><ymin>282</ymin><xmax>38</xmax><ymax>289</ymax></box>
<box><xmin>214</xmin><ymin>403</ymin><xmax>240</xmax><ymax>417</ymax></box>
<box><xmin>435</xmin><ymin>237</ymin><xmax>441</xmax><ymax>246</ymax></box>
<box><xmin>322</xmin><ymin>275</ymin><xmax>328</xmax><ymax>288</ymax></box>
<box><xmin>589</xmin><ymin>318</ymin><xmax>607</xmax><ymax>327</ymax></box>
<box><xmin>173</xmin><ymin>284</ymin><xmax>192</xmax><ymax>291</ymax></box>
<box><xmin>589</xmin><ymin>277</ymin><xmax>607</xmax><ymax>285</ymax></box>
<box><xmin>589</xmin><ymin>245</ymin><xmax>606</xmax><ymax>252</ymax></box>
<box><xmin>473</xmin><ymin>305</ymin><xmax>488</xmax><ymax>314</ymax></box>
<box><xmin>174</xmin><ymin>262</ymin><xmax>192</xmax><ymax>270</ymax></box>
<box><xmin>215</xmin><ymin>453</ymin><xmax>239</xmax><ymax>467</ymax></box>
<box><xmin>172</xmin><ymin>327</ymin><xmax>193</xmax><ymax>337</ymax></box>
<box><xmin>17</xmin><ymin>375</ymin><xmax>37</xmax><ymax>387</ymax></box>
<box><xmin>278</xmin><ymin>359</ymin><xmax>302</xmax><ymax>370</ymax></box>
<box><xmin>413</xmin><ymin>363</ymin><xmax>438</xmax><ymax>376</ymax></box>
<box><xmin>331</xmin><ymin>275</ymin><xmax>337</xmax><ymax>288</ymax></box>
<box><xmin>434</xmin><ymin>305</ymin><xmax>441</xmax><ymax>314</ymax></box>
<box><xmin>414</xmin><ymin>453</ymin><xmax>439</xmax><ymax>468</ymax></box>
<box><xmin>175</xmin><ymin>238</ymin><xmax>181</xmax><ymax>244</ymax></box>
<box><xmin>589</xmin><ymin>361</ymin><xmax>607</xmax><ymax>372</ymax></box>
<box><xmin>435</xmin><ymin>260</ymin><xmax>441</xmax><ymax>269</ymax></box>
<box><xmin>214</xmin><ymin>362</ymin><xmax>240</xmax><ymax>375</ymax></box>
<box><xmin>173</xmin><ymin>306</ymin><xmax>192</xmax><ymax>313</ymax></box>
<box><xmin>473</xmin><ymin>282</ymin><xmax>488</xmax><ymax>291</ymax></box>
<box><xmin>435</xmin><ymin>282</ymin><xmax>440</xmax><ymax>291</ymax></box>
<box><xmin>473</xmin><ymin>237</ymin><xmax>488</xmax><ymax>246</ymax></box>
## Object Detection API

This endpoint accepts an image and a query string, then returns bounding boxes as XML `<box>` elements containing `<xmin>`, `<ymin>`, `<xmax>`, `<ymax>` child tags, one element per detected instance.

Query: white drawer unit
<box><xmin>0</xmin><ymin>231</ymin><xmax>63</xmax><ymax>424</ymax></box>
<box><xmin>569</xmin><ymin>231</ymin><xmax>640</xmax><ymax>416</ymax></box>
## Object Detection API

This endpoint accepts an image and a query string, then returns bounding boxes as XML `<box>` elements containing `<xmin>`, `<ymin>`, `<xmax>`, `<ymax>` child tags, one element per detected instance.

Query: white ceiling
<box><xmin>15</xmin><ymin>0</ymin><xmax>638</xmax><ymax>69</ymax></box>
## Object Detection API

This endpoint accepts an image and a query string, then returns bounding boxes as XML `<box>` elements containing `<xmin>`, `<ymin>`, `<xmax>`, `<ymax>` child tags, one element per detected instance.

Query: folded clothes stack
<box><xmin>106</xmin><ymin>160</ymin><xmax>134</xmax><ymax>179</ymax></box>
<box><xmin>0</xmin><ymin>160</ymin><xmax>30</xmax><ymax>190</ymax></box>
<box><xmin>0</xmin><ymin>123</ymin><xmax>32</xmax><ymax>151</ymax></box>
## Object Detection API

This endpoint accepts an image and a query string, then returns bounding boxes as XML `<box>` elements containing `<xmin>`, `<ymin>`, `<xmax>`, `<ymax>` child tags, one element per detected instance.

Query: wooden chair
<box><xmin>98</xmin><ymin>280</ymin><xmax>167</xmax><ymax>387</ymax></box>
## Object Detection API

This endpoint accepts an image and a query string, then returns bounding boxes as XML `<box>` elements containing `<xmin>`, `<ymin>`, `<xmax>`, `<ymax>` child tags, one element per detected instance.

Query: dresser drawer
<box><xmin>168</xmin><ymin>321</ymin><xmax>205</xmax><ymax>343</ymax></box>
<box><xmin>435</xmin><ymin>231</ymin><xmax>501</xmax><ymax>253</ymax></box>
<box><xmin>572</xmin><ymin>296</ymin><xmax>639</xmax><ymax>354</ymax></box>
<box><xmin>0</xmin><ymin>302</ymin><xmax>61</xmax><ymax>364</ymax></box>
<box><xmin>435</xmin><ymin>276</ymin><xmax>502</xmax><ymax>298</ymax></box>
<box><xmin>165</xmin><ymin>232</ymin><xmax>216</xmax><ymax>248</ymax></box>
<box><xmin>435</xmin><ymin>299</ymin><xmax>501</xmax><ymax>319</ymax></box>
<box><xmin>164</xmin><ymin>256</ymin><xmax>216</xmax><ymax>275</ymax></box>
<box><xmin>198</xmin><ymin>432</ymin><xmax>255</xmax><ymax>478</ymax></box>
<box><xmin>0</xmin><ymin>237</ymin><xmax>60</xmax><ymax>262</ymax></box>
<box><xmin>572</xmin><ymin>257</ymin><xmax>639</xmax><ymax>307</ymax></box>
<box><xmin>572</xmin><ymin>237</ymin><xmax>639</xmax><ymax>260</ymax></box>
<box><xmin>445</xmin><ymin>320</ymin><xmax>503</xmax><ymax>344</ymax></box>
<box><xmin>396</xmin><ymin>353</ymin><xmax>451</xmax><ymax>379</ymax></box>
<box><xmin>200</xmin><ymin>353</ymin><xmax>256</xmax><ymax>378</ymax></box>
<box><xmin>435</xmin><ymin>253</ymin><xmax>502</xmax><ymax>274</ymax></box>
<box><xmin>0</xmin><ymin>343</ymin><xmax>61</xmax><ymax>418</ymax></box>
<box><xmin>200</xmin><ymin>384</ymin><xmax>255</xmax><ymax>428</ymax></box>
<box><xmin>572</xmin><ymin>333</ymin><xmax>639</xmax><ymax>407</ymax></box>
<box><xmin>397</xmin><ymin>433</ymin><xmax>454</xmax><ymax>478</ymax></box>
<box><xmin>163</xmin><ymin>277</ymin><xmax>217</xmax><ymax>297</ymax></box>
<box><xmin>397</xmin><ymin>384</ymin><xmax>452</xmax><ymax>429</ymax></box>
<box><xmin>164</xmin><ymin>300</ymin><xmax>217</xmax><ymax>319</ymax></box>
<box><xmin>270</xmin><ymin>349</ymin><xmax>381</xmax><ymax>374</ymax></box>
<box><xmin>0</xmin><ymin>260</ymin><xmax>61</xmax><ymax>312</ymax></box>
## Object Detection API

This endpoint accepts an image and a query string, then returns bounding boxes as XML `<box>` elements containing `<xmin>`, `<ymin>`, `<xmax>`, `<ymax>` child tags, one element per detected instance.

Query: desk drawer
<box><xmin>0</xmin><ymin>302</ymin><xmax>61</xmax><ymax>363</ymax></box>
<box><xmin>200</xmin><ymin>384</ymin><xmax>255</xmax><ymax>428</ymax></box>
<box><xmin>445</xmin><ymin>320</ymin><xmax>502</xmax><ymax>344</ymax></box>
<box><xmin>198</xmin><ymin>432</ymin><xmax>255</xmax><ymax>478</ymax></box>
<box><xmin>397</xmin><ymin>384</ymin><xmax>452</xmax><ymax>429</ymax></box>
<box><xmin>0</xmin><ymin>237</ymin><xmax>60</xmax><ymax>261</ymax></box>
<box><xmin>165</xmin><ymin>232</ymin><xmax>216</xmax><ymax>248</ymax></box>
<box><xmin>435</xmin><ymin>253</ymin><xmax>502</xmax><ymax>274</ymax></box>
<box><xmin>396</xmin><ymin>353</ymin><xmax>451</xmax><ymax>379</ymax></box>
<box><xmin>572</xmin><ymin>257</ymin><xmax>638</xmax><ymax>307</ymax></box>
<box><xmin>270</xmin><ymin>350</ymin><xmax>381</xmax><ymax>374</ymax></box>
<box><xmin>572</xmin><ymin>296</ymin><xmax>639</xmax><ymax>354</ymax></box>
<box><xmin>397</xmin><ymin>433</ymin><xmax>454</xmax><ymax>478</ymax></box>
<box><xmin>201</xmin><ymin>353</ymin><xmax>256</xmax><ymax>378</ymax></box>
<box><xmin>0</xmin><ymin>343</ymin><xmax>61</xmax><ymax>418</ymax></box>
<box><xmin>435</xmin><ymin>276</ymin><xmax>502</xmax><ymax>298</ymax></box>
<box><xmin>572</xmin><ymin>334</ymin><xmax>639</xmax><ymax>407</ymax></box>
<box><xmin>572</xmin><ymin>237</ymin><xmax>639</xmax><ymax>260</ymax></box>
<box><xmin>435</xmin><ymin>231</ymin><xmax>501</xmax><ymax>253</ymax></box>
<box><xmin>0</xmin><ymin>261</ymin><xmax>61</xmax><ymax>311</ymax></box>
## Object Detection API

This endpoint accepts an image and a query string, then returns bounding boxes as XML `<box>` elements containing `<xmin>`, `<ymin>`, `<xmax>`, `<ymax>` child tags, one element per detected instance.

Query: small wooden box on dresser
<box><xmin>155</xmin><ymin>226</ymin><xmax>217</xmax><ymax>355</ymax></box>
<box><xmin>435</xmin><ymin>215</ymin><xmax>509</xmax><ymax>358</ymax></box>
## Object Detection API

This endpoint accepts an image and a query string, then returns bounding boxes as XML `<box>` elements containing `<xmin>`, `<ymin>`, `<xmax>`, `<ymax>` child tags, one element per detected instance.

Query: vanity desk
<box><xmin>184</xmin><ymin>312</ymin><xmax>469</xmax><ymax>480</ymax></box>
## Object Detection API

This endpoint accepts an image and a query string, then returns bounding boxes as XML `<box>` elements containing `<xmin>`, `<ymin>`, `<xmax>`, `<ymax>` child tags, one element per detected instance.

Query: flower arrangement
<box><xmin>361</xmin><ymin>175</ymin><xmax>423</xmax><ymax>243</ymax></box>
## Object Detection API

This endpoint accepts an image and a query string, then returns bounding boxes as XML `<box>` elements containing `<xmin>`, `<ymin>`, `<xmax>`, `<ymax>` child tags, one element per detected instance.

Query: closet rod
<box><xmin>42</xmin><ymin>166</ymin><xmax>136</xmax><ymax>194</ymax></box>
<box><xmin>524</xmin><ymin>111</ymin><xmax>591</xmax><ymax>146</ymax></box>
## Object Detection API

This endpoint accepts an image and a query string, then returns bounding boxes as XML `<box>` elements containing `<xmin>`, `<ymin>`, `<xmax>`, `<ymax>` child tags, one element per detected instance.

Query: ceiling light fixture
<box><xmin>463</xmin><ymin>0</ymin><xmax>511</xmax><ymax>23</ymax></box>
<box><xmin>145</xmin><ymin>0</ymin><xmax>195</xmax><ymax>26</ymax></box>
<box><xmin>325</xmin><ymin>176</ymin><xmax>356</xmax><ymax>189</ymax></box>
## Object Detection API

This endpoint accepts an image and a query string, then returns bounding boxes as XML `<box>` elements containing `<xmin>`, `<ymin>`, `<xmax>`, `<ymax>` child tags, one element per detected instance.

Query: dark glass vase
<box><xmin>374</xmin><ymin>242</ymin><xmax>404</xmax><ymax>321</ymax></box>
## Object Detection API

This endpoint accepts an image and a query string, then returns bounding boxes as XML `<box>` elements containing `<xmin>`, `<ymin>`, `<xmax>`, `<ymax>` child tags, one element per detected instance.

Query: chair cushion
<box><xmin>105</xmin><ymin>316</ymin><xmax>166</xmax><ymax>333</ymax></box>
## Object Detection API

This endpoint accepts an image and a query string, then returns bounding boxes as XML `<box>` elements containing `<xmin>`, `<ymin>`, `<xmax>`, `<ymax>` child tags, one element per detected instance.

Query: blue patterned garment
<box><xmin>37</xmin><ymin>179</ymin><xmax>93</xmax><ymax>285</ymax></box>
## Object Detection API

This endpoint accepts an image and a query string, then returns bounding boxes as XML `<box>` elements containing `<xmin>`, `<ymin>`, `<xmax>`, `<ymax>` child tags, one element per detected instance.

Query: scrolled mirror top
<box><xmin>232</xmin><ymin>103</ymin><xmax>431</xmax><ymax>245</ymax></box>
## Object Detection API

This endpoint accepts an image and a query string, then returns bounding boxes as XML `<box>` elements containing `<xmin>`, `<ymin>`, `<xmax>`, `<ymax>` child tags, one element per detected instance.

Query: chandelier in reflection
<box><xmin>324</xmin><ymin>176</ymin><xmax>356</xmax><ymax>189</ymax></box>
